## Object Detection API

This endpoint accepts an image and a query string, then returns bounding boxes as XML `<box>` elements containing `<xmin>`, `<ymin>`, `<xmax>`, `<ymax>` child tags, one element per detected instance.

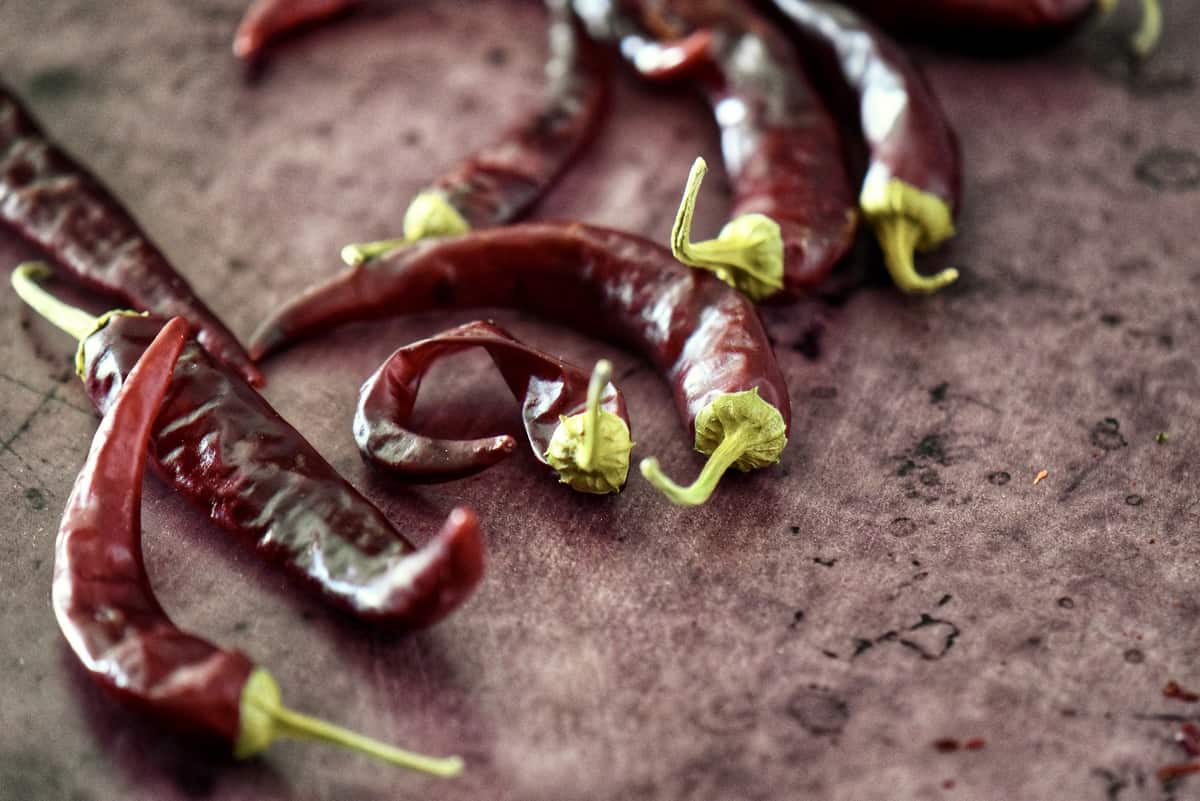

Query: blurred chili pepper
<box><xmin>355</xmin><ymin>319</ymin><xmax>632</xmax><ymax>493</ymax></box>
<box><xmin>53</xmin><ymin>315</ymin><xmax>463</xmax><ymax>775</ymax></box>
<box><xmin>0</xmin><ymin>85</ymin><xmax>262</xmax><ymax>386</ymax></box>
<box><xmin>13</xmin><ymin>263</ymin><xmax>483</xmax><ymax>625</ymax></box>
<box><xmin>233</xmin><ymin>0</ymin><xmax>364</xmax><ymax>61</ymax></box>
<box><xmin>253</xmin><ymin>222</ymin><xmax>791</xmax><ymax>507</ymax></box>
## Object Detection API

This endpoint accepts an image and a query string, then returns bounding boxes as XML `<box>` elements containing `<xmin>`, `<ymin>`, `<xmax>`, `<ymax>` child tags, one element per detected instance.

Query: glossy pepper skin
<box><xmin>576</xmin><ymin>0</ymin><xmax>858</xmax><ymax>299</ymax></box>
<box><xmin>253</xmin><ymin>222</ymin><xmax>791</xmax><ymax>505</ymax></box>
<box><xmin>770</xmin><ymin>0</ymin><xmax>962</xmax><ymax>293</ymax></box>
<box><xmin>0</xmin><ymin>86</ymin><xmax>262</xmax><ymax>386</ymax></box>
<box><xmin>234</xmin><ymin>0</ymin><xmax>363</xmax><ymax>61</ymax></box>
<box><xmin>53</xmin><ymin>317</ymin><xmax>253</xmax><ymax>743</ymax></box>
<box><xmin>82</xmin><ymin>312</ymin><xmax>484</xmax><ymax>626</ymax></box>
<box><xmin>54</xmin><ymin>315</ymin><xmax>465</xmax><ymax>775</ymax></box>
<box><xmin>355</xmin><ymin>319</ymin><xmax>631</xmax><ymax>491</ymax></box>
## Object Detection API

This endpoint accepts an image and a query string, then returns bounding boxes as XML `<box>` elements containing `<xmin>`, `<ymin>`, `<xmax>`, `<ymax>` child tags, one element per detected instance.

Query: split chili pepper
<box><xmin>0</xmin><ymin>85</ymin><xmax>262</xmax><ymax>386</ymax></box>
<box><xmin>54</xmin><ymin>315</ymin><xmax>463</xmax><ymax>776</ymax></box>
<box><xmin>576</xmin><ymin>0</ymin><xmax>859</xmax><ymax>301</ymax></box>
<box><xmin>837</xmin><ymin>0</ymin><xmax>1161</xmax><ymax>56</ymax></box>
<box><xmin>13</xmin><ymin>263</ymin><xmax>484</xmax><ymax>625</ymax></box>
<box><xmin>768</xmin><ymin>0</ymin><xmax>963</xmax><ymax>294</ymax></box>
<box><xmin>251</xmin><ymin>223</ymin><xmax>791</xmax><ymax>507</ymax></box>
<box><xmin>355</xmin><ymin>319</ymin><xmax>632</xmax><ymax>493</ymax></box>
<box><xmin>233</xmin><ymin>0</ymin><xmax>364</xmax><ymax>61</ymax></box>
<box><xmin>341</xmin><ymin>0</ymin><xmax>609</xmax><ymax>264</ymax></box>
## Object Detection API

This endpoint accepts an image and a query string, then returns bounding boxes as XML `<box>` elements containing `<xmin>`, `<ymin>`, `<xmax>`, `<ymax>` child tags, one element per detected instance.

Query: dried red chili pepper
<box><xmin>14</xmin><ymin>263</ymin><xmax>483</xmax><ymax>625</ymax></box>
<box><xmin>0</xmin><ymin>85</ymin><xmax>262</xmax><ymax>386</ymax></box>
<box><xmin>768</xmin><ymin>0</ymin><xmax>963</xmax><ymax>294</ymax></box>
<box><xmin>355</xmin><ymin>319</ymin><xmax>632</xmax><ymax>493</ymax></box>
<box><xmin>233</xmin><ymin>0</ymin><xmax>363</xmax><ymax>61</ymax></box>
<box><xmin>54</xmin><ymin>315</ymin><xmax>463</xmax><ymax>775</ymax></box>
<box><xmin>342</xmin><ymin>0</ymin><xmax>609</xmax><ymax>264</ymax></box>
<box><xmin>252</xmin><ymin>223</ymin><xmax>791</xmax><ymax>506</ymax></box>
<box><xmin>574</xmin><ymin>0</ymin><xmax>858</xmax><ymax>301</ymax></box>
<box><xmin>838</xmin><ymin>0</ymin><xmax>1160</xmax><ymax>55</ymax></box>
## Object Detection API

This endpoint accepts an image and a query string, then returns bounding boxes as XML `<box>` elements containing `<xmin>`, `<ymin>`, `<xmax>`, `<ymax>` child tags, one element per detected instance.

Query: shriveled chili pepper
<box><xmin>252</xmin><ymin>222</ymin><xmax>791</xmax><ymax>506</ymax></box>
<box><xmin>355</xmin><ymin>319</ymin><xmax>632</xmax><ymax>493</ymax></box>
<box><xmin>768</xmin><ymin>0</ymin><xmax>963</xmax><ymax>294</ymax></box>
<box><xmin>233</xmin><ymin>0</ymin><xmax>364</xmax><ymax>61</ymax></box>
<box><xmin>838</xmin><ymin>0</ymin><xmax>1161</xmax><ymax>55</ymax></box>
<box><xmin>0</xmin><ymin>85</ymin><xmax>262</xmax><ymax>386</ymax></box>
<box><xmin>13</xmin><ymin>263</ymin><xmax>483</xmax><ymax>625</ymax></box>
<box><xmin>341</xmin><ymin>0</ymin><xmax>609</xmax><ymax>264</ymax></box>
<box><xmin>54</xmin><ymin>315</ymin><xmax>464</xmax><ymax>776</ymax></box>
<box><xmin>573</xmin><ymin>0</ymin><xmax>858</xmax><ymax>301</ymax></box>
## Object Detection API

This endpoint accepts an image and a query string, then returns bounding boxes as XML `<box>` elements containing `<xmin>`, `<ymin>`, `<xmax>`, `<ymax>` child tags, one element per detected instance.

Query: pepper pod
<box><xmin>52</xmin><ymin>315</ymin><xmax>463</xmax><ymax>776</ymax></box>
<box><xmin>13</xmin><ymin>263</ymin><xmax>484</xmax><ymax>625</ymax></box>
<box><xmin>355</xmin><ymin>319</ymin><xmax>633</xmax><ymax>494</ymax></box>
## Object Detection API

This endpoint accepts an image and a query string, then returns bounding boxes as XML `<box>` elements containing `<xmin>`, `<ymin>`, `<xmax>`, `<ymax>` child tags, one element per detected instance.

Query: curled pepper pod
<box><xmin>342</xmin><ymin>0</ymin><xmax>609</xmax><ymax>265</ymax></box>
<box><xmin>233</xmin><ymin>0</ymin><xmax>364</xmax><ymax>61</ymax></box>
<box><xmin>53</xmin><ymin>315</ymin><xmax>464</xmax><ymax>776</ymax></box>
<box><xmin>0</xmin><ymin>85</ymin><xmax>262</xmax><ymax>386</ymax></box>
<box><xmin>580</xmin><ymin>0</ymin><xmax>859</xmax><ymax>300</ymax></box>
<box><xmin>769</xmin><ymin>0</ymin><xmax>963</xmax><ymax>294</ymax></box>
<box><xmin>355</xmin><ymin>320</ymin><xmax>633</xmax><ymax>493</ymax></box>
<box><xmin>13</xmin><ymin>263</ymin><xmax>484</xmax><ymax>625</ymax></box>
<box><xmin>252</xmin><ymin>222</ymin><xmax>791</xmax><ymax>507</ymax></box>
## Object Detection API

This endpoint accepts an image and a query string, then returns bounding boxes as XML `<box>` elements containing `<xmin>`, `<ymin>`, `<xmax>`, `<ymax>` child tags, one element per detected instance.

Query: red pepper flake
<box><xmin>1157</xmin><ymin>761</ymin><xmax>1200</xmax><ymax>782</ymax></box>
<box><xmin>942</xmin><ymin>779</ymin><xmax>956</xmax><ymax>790</ymax></box>
<box><xmin>1164</xmin><ymin>681</ymin><xmax>1200</xmax><ymax>702</ymax></box>
<box><xmin>1178</xmin><ymin>723</ymin><xmax>1200</xmax><ymax>757</ymax></box>
<box><xmin>933</xmin><ymin>738</ymin><xmax>960</xmax><ymax>752</ymax></box>
<box><xmin>963</xmin><ymin>737</ymin><xmax>986</xmax><ymax>750</ymax></box>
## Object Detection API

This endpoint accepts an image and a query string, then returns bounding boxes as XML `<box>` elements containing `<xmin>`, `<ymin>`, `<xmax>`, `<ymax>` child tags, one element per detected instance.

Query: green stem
<box><xmin>577</xmin><ymin>359</ymin><xmax>612</xmax><ymax>472</ymax></box>
<box><xmin>1131</xmin><ymin>0</ymin><xmax>1162</xmax><ymax>57</ymax></box>
<box><xmin>10</xmin><ymin>262</ymin><xmax>98</xmax><ymax>341</ymax></box>
<box><xmin>873</xmin><ymin>216</ymin><xmax>959</xmax><ymax>294</ymax></box>
<box><xmin>341</xmin><ymin>237</ymin><xmax>409</xmax><ymax>267</ymax></box>
<box><xmin>639</xmin><ymin>425</ymin><xmax>752</xmax><ymax>506</ymax></box>
<box><xmin>270</xmin><ymin>704</ymin><xmax>464</xmax><ymax>778</ymax></box>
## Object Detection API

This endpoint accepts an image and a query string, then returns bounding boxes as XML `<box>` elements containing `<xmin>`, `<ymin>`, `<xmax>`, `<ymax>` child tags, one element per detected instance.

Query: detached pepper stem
<box><xmin>640</xmin><ymin>426</ymin><xmax>753</xmax><ymax>507</ymax></box>
<box><xmin>578</xmin><ymin>359</ymin><xmax>612</xmax><ymax>472</ymax></box>
<box><xmin>873</xmin><ymin>216</ymin><xmax>959</xmax><ymax>294</ymax></box>
<box><xmin>11</xmin><ymin>263</ymin><xmax>98</xmax><ymax>340</ymax></box>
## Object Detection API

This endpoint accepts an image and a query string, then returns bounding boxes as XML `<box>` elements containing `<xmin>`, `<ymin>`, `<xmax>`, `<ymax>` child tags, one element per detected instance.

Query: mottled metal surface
<box><xmin>1</xmin><ymin>2</ymin><xmax>1199</xmax><ymax>800</ymax></box>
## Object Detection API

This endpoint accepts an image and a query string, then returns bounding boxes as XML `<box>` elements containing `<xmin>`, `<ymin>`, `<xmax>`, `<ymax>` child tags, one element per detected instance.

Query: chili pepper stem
<box><xmin>670</xmin><ymin>157</ymin><xmax>784</xmax><ymax>301</ymax></box>
<box><xmin>577</xmin><ymin>359</ymin><xmax>612</xmax><ymax>471</ymax></box>
<box><xmin>237</xmin><ymin>669</ymin><xmax>463</xmax><ymax>777</ymax></box>
<box><xmin>640</xmin><ymin>425</ymin><xmax>753</xmax><ymax>507</ymax></box>
<box><xmin>11</xmin><ymin>262</ymin><xmax>98</xmax><ymax>341</ymax></box>
<box><xmin>1131</xmin><ymin>0</ymin><xmax>1162</xmax><ymax>57</ymax></box>
<box><xmin>341</xmin><ymin>237</ymin><xmax>409</xmax><ymax>267</ymax></box>
<box><xmin>872</xmin><ymin>216</ymin><xmax>959</xmax><ymax>294</ymax></box>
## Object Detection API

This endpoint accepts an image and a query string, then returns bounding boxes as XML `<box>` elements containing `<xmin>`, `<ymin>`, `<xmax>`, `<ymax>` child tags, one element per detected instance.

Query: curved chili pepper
<box><xmin>233</xmin><ymin>0</ymin><xmax>363</xmax><ymax>61</ymax></box>
<box><xmin>0</xmin><ymin>85</ymin><xmax>262</xmax><ymax>386</ymax></box>
<box><xmin>252</xmin><ymin>222</ymin><xmax>791</xmax><ymax>507</ymax></box>
<box><xmin>575</xmin><ymin>0</ymin><xmax>858</xmax><ymax>301</ymax></box>
<box><xmin>13</xmin><ymin>263</ymin><xmax>484</xmax><ymax>625</ymax></box>
<box><xmin>839</xmin><ymin>0</ymin><xmax>1161</xmax><ymax>55</ymax></box>
<box><xmin>342</xmin><ymin>0</ymin><xmax>609</xmax><ymax>264</ymax></box>
<box><xmin>54</xmin><ymin>315</ymin><xmax>463</xmax><ymax>775</ymax></box>
<box><xmin>768</xmin><ymin>0</ymin><xmax>963</xmax><ymax>294</ymax></box>
<box><xmin>355</xmin><ymin>319</ymin><xmax>632</xmax><ymax>493</ymax></box>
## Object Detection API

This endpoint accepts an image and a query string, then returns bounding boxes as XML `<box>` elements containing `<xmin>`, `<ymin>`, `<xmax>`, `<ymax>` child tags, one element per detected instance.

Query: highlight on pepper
<box><xmin>859</xmin><ymin>175</ymin><xmax>959</xmax><ymax>295</ymax></box>
<box><xmin>545</xmin><ymin>358</ymin><xmax>634</xmax><ymax>494</ymax></box>
<box><xmin>669</xmin><ymin>157</ymin><xmax>785</xmax><ymax>301</ymax></box>
<box><xmin>639</xmin><ymin>388</ymin><xmax>787</xmax><ymax>506</ymax></box>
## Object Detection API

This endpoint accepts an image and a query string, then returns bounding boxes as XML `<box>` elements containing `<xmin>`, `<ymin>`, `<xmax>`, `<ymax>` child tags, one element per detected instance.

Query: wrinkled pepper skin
<box><xmin>578</xmin><ymin>0</ymin><xmax>858</xmax><ymax>294</ymax></box>
<box><xmin>81</xmin><ymin>313</ymin><xmax>484</xmax><ymax>626</ymax></box>
<box><xmin>234</xmin><ymin>0</ymin><xmax>364</xmax><ymax>60</ymax></box>
<box><xmin>0</xmin><ymin>86</ymin><xmax>262</xmax><ymax>386</ymax></box>
<box><xmin>252</xmin><ymin>222</ymin><xmax>791</xmax><ymax>438</ymax></box>
<box><xmin>356</xmin><ymin>319</ymin><xmax>628</xmax><ymax>482</ymax></box>
<box><xmin>55</xmin><ymin>316</ymin><xmax>254</xmax><ymax>743</ymax></box>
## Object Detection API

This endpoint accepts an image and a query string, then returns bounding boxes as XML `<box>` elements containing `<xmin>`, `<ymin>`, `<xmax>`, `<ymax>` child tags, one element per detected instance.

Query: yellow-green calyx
<box><xmin>9</xmin><ymin>262</ymin><xmax>143</xmax><ymax>377</ymax></box>
<box><xmin>236</xmin><ymin>668</ymin><xmax>464</xmax><ymax>777</ymax></box>
<box><xmin>340</xmin><ymin>190</ymin><xmax>471</xmax><ymax>267</ymax></box>
<box><xmin>544</xmin><ymin>360</ymin><xmax>633</xmax><ymax>494</ymax></box>
<box><xmin>670</xmin><ymin>157</ymin><xmax>784</xmax><ymax>301</ymax></box>
<box><xmin>859</xmin><ymin>178</ymin><xmax>958</xmax><ymax>294</ymax></box>
<box><xmin>639</xmin><ymin>388</ymin><xmax>787</xmax><ymax>506</ymax></box>
<box><xmin>1096</xmin><ymin>0</ymin><xmax>1161</xmax><ymax>56</ymax></box>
